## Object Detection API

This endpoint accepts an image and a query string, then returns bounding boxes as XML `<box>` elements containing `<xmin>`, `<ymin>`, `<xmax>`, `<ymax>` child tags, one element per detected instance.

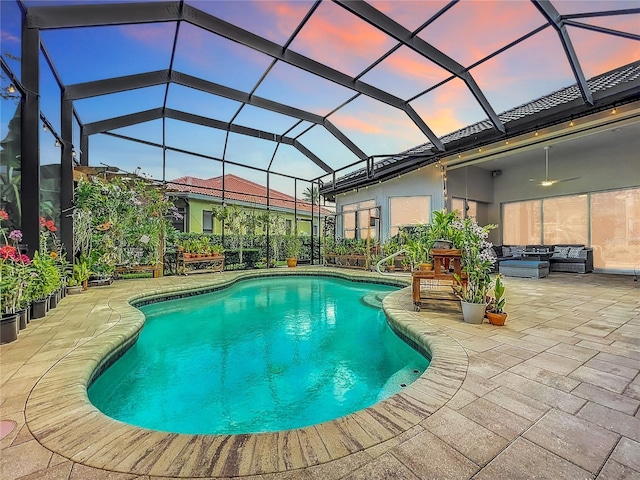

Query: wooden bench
<box><xmin>177</xmin><ymin>254</ymin><xmax>225</xmax><ymax>275</ymax></box>
<box><xmin>114</xmin><ymin>264</ymin><xmax>162</xmax><ymax>278</ymax></box>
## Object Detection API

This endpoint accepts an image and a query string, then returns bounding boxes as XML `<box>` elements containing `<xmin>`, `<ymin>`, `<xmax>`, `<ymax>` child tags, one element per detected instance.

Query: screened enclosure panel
<box><xmin>40</xmin><ymin>23</ymin><xmax>176</xmax><ymax>84</ymax></box>
<box><xmin>471</xmin><ymin>28</ymin><xmax>575</xmax><ymax>115</ymax></box>
<box><xmin>369</xmin><ymin>0</ymin><xmax>450</xmax><ymax>32</ymax></box>
<box><xmin>554</xmin><ymin>0</ymin><xmax>637</xmax><ymax>15</ymax></box>
<box><xmin>165</xmin><ymin>150</ymin><xmax>223</xmax><ymax>183</ymax></box>
<box><xmin>269</xmin><ymin>144</ymin><xmax>327</xmax><ymax>181</ymax></box>
<box><xmin>297</xmin><ymin>126</ymin><xmax>362</xmax><ymax>170</ymax></box>
<box><xmin>578</xmin><ymin>13</ymin><xmax>640</xmax><ymax>35</ymax></box>
<box><xmin>90</xmin><ymin>134</ymin><xmax>163</xmax><ymax>180</ymax></box>
<box><xmin>568</xmin><ymin>27</ymin><xmax>640</xmax><ymax>80</ymax></box>
<box><xmin>328</xmin><ymin>96</ymin><xmax>428</xmax><ymax>156</ymax></box>
<box><xmin>359</xmin><ymin>46</ymin><xmax>452</xmax><ymax>101</ymax></box>
<box><xmin>109</xmin><ymin>119</ymin><xmax>163</xmax><ymax>145</ymax></box>
<box><xmin>286</xmin><ymin>121</ymin><xmax>314</xmax><ymax>139</ymax></box>
<box><xmin>287</xmin><ymin>0</ymin><xmax>397</xmax><ymax>78</ymax></box>
<box><xmin>1</xmin><ymin>0</ymin><xmax>22</xmax><ymax>80</ymax></box>
<box><xmin>164</xmin><ymin>118</ymin><xmax>227</xmax><ymax>160</ymax></box>
<box><xmin>173</xmin><ymin>23</ymin><xmax>275</xmax><ymax>92</ymax></box>
<box><xmin>165</xmin><ymin>84</ymin><xmax>242</xmax><ymax>123</ymax></box>
<box><xmin>39</xmin><ymin>55</ymin><xmax>62</xmax><ymax>134</ymax></box>
<box><xmin>73</xmin><ymin>85</ymin><xmax>165</xmax><ymax>124</ymax></box>
<box><xmin>224</xmin><ymin>133</ymin><xmax>277</xmax><ymax>170</ymax></box>
<box><xmin>410</xmin><ymin>78</ymin><xmax>488</xmax><ymax>138</ymax></box>
<box><xmin>417</xmin><ymin>1</ymin><xmax>545</xmax><ymax>69</ymax></box>
<box><xmin>233</xmin><ymin>105</ymin><xmax>301</xmax><ymax>136</ymax></box>
<box><xmin>253</xmin><ymin>62</ymin><xmax>357</xmax><ymax>116</ymax></box>
<box><xmin>189</xmin><ymin>0</ymin><xmax>314</xmax><ymax>46</ymax></box>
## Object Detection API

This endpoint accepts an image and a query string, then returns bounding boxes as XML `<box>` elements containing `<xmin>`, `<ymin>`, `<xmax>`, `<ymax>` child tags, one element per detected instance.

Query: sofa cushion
<box><xmin>567</xmin><ymin>246</ymin><xmax>584</xmax><ymax>258</ymax></box>
<box><xmin>502</xmin><ymin>246</ymin><xmax>511</xmax><ymax>257</ymax></box>
<box><xmin>492</xmin><ymin>245</ymin><xmax>503</xmax><ymax>257</ymax></box>
<box><xmin>552</xmin><ymin>246</ymin><xmax>571</xmax><ymax>259</ymax></box>
<box><xmin>511</xmin><ymin>246</ymin><xmax>525</xmax><ymax>258</ymax></box>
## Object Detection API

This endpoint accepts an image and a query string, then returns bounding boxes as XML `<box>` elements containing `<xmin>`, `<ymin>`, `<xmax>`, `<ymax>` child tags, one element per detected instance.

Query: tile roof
<box><xmin>328</xmin><ymin>61</ymin><xmax>640</xmax><ymax>189</ymax></box>
<box><xmin>167</xmin><ymin>174</ymin><xmax>330</xmax><ymax>215</ymax></box>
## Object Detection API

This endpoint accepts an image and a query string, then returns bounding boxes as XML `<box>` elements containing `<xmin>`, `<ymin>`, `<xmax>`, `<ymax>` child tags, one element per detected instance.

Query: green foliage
<box><xmin>286</xmin><ymin>235</ymin><xmax>302</xmax><ymax>258</ymax></box>
<box><xmin>490</xmin><ymin>274</ymin><xmax>506</xmax><ymax>313</ymax></box>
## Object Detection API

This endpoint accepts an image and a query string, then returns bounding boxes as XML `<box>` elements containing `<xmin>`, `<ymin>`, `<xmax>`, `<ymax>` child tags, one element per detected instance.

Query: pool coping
<box><xmin>24</xmin><ymin>268</ymin><xmax>468</xmax><ymax>477</ymax></box>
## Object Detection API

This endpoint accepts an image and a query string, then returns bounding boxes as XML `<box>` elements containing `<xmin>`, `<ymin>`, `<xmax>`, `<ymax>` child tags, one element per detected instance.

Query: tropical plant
<box><xmin>286</xmin><ymin>235</ymin><xmax>302</xmax><ymax>258</ymax></box>
<box><xmin>73</xmin><ymin>254</ymin><xmax>93</xmax><ymax>286</ymax></box>
<box><xmin>489</xmin><ymin>274</ymin><xmax>506</xmax><ymax>314</ymax></box>
<box><xmin>0</xmin><ymin>211</ymin><xmax>30</xmax><ymax>314</ymax></box>
<box><xmin>452</xmin><ymin>218</ymin><xmax>497</xmax><ymax>304</ymax></box>
<box><xmin>30</xmin><ymin>251</ymin><xmax>59</xmax><ymax>301</ymax></box>
<box><xmin>430</xmin><ymin>210</ymin><xmax>461</xmax><ymax>246</ymax></box>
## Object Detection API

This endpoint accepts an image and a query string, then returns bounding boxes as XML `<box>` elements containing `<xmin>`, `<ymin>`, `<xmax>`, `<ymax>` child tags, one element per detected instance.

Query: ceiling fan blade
<box><xmin>554</xmin><ymin>177</ymin><xmax>581</xmax><ymax>184</ymax></box>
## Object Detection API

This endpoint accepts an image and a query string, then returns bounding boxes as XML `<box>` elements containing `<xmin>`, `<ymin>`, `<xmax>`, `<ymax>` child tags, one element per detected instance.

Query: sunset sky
<box><xmin>1</xmin><ymin>0</ymin><xmax>638</xmax><ymax>196</ymax></box>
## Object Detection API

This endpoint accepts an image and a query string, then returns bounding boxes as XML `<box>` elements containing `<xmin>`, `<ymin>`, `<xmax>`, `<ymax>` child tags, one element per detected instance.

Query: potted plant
<box><xmin>66</xmin><ymin>276</ymin><xmax>83</xmax><ymax>295</ymax></box>
<box><xmin>429</xmin><ymin>210</ymin><xmax>459</xmax><ymax>250</ymax></box>
<box><xmin>29</xmin><ymin>251</ymin><xmax>58</xmax><ymax>319</ymax></box>
<box><xmin>73</xmin><ymin>255</ymin><xmax>93</xmax><ymax>291</ymax></box>
<box><xmin>487</xmin><ymin>274</ymin><xmax>507</xmax><ymax>325</ymax></box>
<box><xmin>286</xmin><ymin>235</ymin><xmax>302</xmax><ymax>268</ymax></box>
<box><xmin>451</xmin><ymin>217</ymin><xmax>498</xmax><ymax>324</ymax></box>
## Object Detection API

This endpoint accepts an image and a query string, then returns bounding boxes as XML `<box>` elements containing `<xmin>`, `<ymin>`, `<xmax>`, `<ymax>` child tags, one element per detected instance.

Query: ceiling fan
<box><xmin>529</xmin><ymin>146</ymin><xmax>580</xmax><ymax>187</ymax></box>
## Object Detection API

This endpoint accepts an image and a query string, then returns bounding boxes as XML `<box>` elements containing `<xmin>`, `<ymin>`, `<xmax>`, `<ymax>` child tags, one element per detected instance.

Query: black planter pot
<box><xmin>0</xmin><ymin>313</ymin><xmax>19</xmax><ymax>344</ymax></box>
<box><xmin>49</xmin><ymin>293</ymin><xmax>58</xmax><ymax>310</ymax></box>
<box><xmin>31</xmin><ymin>299</ymin><xmax>47</xmax><ymax>319</ymax></box>
<box><xmin>17</xmin><ymin>308</ymin><xmax>28</xmax><ymax>330</ymax></box>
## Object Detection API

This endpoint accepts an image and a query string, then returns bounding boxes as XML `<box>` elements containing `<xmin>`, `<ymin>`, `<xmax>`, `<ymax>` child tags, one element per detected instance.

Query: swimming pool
<box><xmin>89</xmin><ymin>275</ymin><xmax>430</xmax><ymax>435</ymax></box>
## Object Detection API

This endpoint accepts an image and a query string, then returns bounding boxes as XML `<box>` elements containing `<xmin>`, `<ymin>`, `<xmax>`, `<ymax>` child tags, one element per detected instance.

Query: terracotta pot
<box><xmin>418</xmin><ymin>263</ymin><xmax>433</xmax><ymax>272</ymax></box>
<box><xmin>67</xmin><ymin>285</ymin><xmax>83</xmax><ymax>295</ymax></box>
<box><xmin>287</xmin><ymin>258</ymin><xmax>298</xmax><ymax>268</ymax></box>
<box><xmin>487</xmin><ymin>312</ymin><xmax>508</xmax><ymax>326</ymax></box>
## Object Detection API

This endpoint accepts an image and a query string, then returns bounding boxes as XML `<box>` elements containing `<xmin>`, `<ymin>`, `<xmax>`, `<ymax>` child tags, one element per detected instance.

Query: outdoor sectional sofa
<box><xmin>492</xmin><ymin>244</ymin><xmax>594</xmax><ymax>274</ymax></box>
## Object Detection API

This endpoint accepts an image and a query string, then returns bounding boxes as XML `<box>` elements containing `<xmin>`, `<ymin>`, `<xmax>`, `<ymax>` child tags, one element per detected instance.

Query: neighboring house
<box><xmin>167</xmin><ymin>174</ymin><xmax>329</xmax><ymax>236</ymax></box>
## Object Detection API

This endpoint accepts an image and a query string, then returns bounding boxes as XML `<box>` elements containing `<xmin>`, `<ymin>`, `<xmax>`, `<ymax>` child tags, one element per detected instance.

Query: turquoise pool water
<box><xmin>89</xmin><ymin>276</ymin><xmax>430</xmax><ymax>434</ymax></box>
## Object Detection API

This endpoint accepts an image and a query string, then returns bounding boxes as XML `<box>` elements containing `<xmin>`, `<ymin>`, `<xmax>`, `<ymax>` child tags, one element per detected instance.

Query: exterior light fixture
<box><xmin>71</xmin><ymin>150</ymin><xmax>77</xmax><ymax>159</ymax></box>
<box><xmin>458</xmin><ymin>154</ymin><xmax>461</xmax><ymax>158</ymax></box>
<box><xmin>505</xmin><ymin>140</ymin><xmax>509</xmax><ymax>145</ymax></box>
<box><xmin>43</xmin><ymin>124</ymin><xmax>48</xmax><ymax>132</ymax></box>
<box><xmin>54</xmin><ymin>139</ymin><xmax>60</xmax><ymax>147</ymax></box>
<box><xmin>478</xmin><ymin>148</ymin><xmax>482</xmax><ymax>152</ymax></box>
<box><xmin>569</xmin><ymin>119</ymin><xmax>574</xmax><ymax>127</ymax></box>
<box><xmin>8</xmin><ymin>84</ymin><xmax>15</xmax><ymax>93</ymax></box>
<box><xmin>534</xmin><ymin>130</ymin><xmax>539</xmax><ymax>137</ymax></box>
<box><xmin>612</xmin><ymin>107</ymin><xmax>617</xmax><ymax>114</ymax></box>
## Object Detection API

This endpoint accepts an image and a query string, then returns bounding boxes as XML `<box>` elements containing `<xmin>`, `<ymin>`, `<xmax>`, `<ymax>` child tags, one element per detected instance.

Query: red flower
<box><xmin>0</xmin><ymin>210</ymin><xmax>8</xmax><ymax>221</ymax></box>
<box><xmin>49</xmin><ymin>225</ymin><xmax>57</xmax><ymax>232</ymax></box>
<box><xmin>40</xmin><ymin>216</ymin><xmax>47</xmax><ymax>227</ymax></box>
<box><xmin>0</xmin><ymin>245</ymin><xmax>17</xmax><ymax>260</ymax></box>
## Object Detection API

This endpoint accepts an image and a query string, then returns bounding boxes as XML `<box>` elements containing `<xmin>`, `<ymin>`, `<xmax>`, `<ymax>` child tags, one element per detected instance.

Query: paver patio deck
<box><xmin>1</xmin><ymin>268</ymin><xmax>639</xmax><ymax>479</ymax></box>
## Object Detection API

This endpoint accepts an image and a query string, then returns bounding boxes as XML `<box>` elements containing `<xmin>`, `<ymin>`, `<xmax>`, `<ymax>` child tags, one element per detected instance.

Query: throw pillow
<box><xmin>552</xmin><ymin>246</ymin><xmax>571</xmax><ymax>259</ymax></box>
<box><xmin>567</xmin><ymin>246</ymin><xmax>584</xmax><ymax>258</ymax></box>
<box><xmin>511</xmin><ymin>246</ymin><xmax>525</xmax><ymax>258</ymax></box>
<box><xmin>502</xmin><ymin>246</ymin><xmax>512</xmax><ymax>257</ymax></box>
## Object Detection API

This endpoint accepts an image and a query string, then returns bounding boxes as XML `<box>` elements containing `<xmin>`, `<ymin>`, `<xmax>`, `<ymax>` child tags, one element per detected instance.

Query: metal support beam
<box><xmin>80</xmin><ymin>129</ymin><xmax>89</xmax><ymax>166</ymax></box>
<box><xmin>182</xmin><ymin>3</ymin><xmax>445</xmax><ymax>148</ymax></box>
<box><xmin>65</xmin><ymin>70</ymin><xmax>171</xmax><ymax>100</ymax></box>
<box><xmin>323</xmin><ymin>120</ymin><xmax>367</xmax><ymax>159</ymax></box>
<box><xmin>83</xmin><ymin>108</ymin><xmax>164</xmax><ymax>135</ymax></box>
<box><xmin>293</xmin><ymin>140</ymin><xmax>333</xmax><ymax>173</ymax></box>
<box><xmin>334</xmin><ymin>0</ymin><xmax>504</xmax><ymax>134</ymax></box>
<box><xmin>21</xmin><ymin>24</ymin><xmax>40</xmax><ymax>258</ymax></box>
<box><xmin>60</xmin><ymin>96</ymin><xmax>74</xmax><ymax>262</ymax></box>
<box><xmin>533</xmin><ymin>0</ymin><xmax>594</xmax><ymax>105</ymax></box>
<box><xmin>27</xmin><ymin>1</ymin><xmax>181</xmax><ymax>29</ymax></box>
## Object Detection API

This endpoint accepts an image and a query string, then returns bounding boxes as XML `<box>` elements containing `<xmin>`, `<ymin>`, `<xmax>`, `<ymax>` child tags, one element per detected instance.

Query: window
<box><xmin>591</xmin><ymin>188</ymin><xmax>640</xmax><ymax>270</ymax></box>
<box><xmin>502</xmin><ymin>200</ymin><xmax>541</xmax><ymax>244</ymax></box>
<box><xmin>171</xmin><ymin>207</ymin><xmax>186</xmax><ymax>232</ymax></box>
<box><xmin>342</xmin><ymin>200</ymin><xmax>375</xmax><ymax>239</ymax></box>
<box><xmin>452</xmin><ymin>197</ymin><xmax>477</xmax><ymax>220</ymax></box>
<box><xmin>389</xmin><ymin>196</ymin><xmax>430</xmax><ymax>236</ymax></box>
<box><xmin>202</xmin><ymin>210</ymin><xmax>213</xmax><ymax>233</ymax></box>
<box><xmin>543</xmin><ymin>195</ymin><xmax>588</xmax><ymax>244</ymax></box>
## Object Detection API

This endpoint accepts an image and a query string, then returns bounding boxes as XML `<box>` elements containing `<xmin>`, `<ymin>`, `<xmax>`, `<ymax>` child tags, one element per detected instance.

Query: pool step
<box><xmin>361</xmin><ymin>291</ymin><xmax>392</xmax><ymax>309</ymax></box>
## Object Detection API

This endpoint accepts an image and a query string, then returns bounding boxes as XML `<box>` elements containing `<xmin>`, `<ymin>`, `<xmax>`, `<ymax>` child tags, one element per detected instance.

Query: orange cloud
<box><xmin>370</xmin><ymin>0</ymin><xmax>450</xmax><ymax>32</ymax></box>
<box><xmin>291</xmin><ymin>1</ymin><xmax>396</xmax><ymax>76</ymax></box>
<box><xmin>384</xmin><ymin>47</ymin><xmax>451</xmax><ymax>86</ymax></box>
<box><xmin>119</xmin><ymin>22</ymin><xmax>177</xmax><ymax>48</ymax></box>
<box><xmin>568</xmin><ymin>26</ymin><xmax>640</xmax><ymax>78</ymax></box>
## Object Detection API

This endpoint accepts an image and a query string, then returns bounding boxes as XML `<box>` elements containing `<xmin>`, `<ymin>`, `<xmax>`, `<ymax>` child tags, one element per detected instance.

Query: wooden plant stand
<box><xmin>114</xmin><ymin>264</ymin><xmax>162</xmax><ymax>278</ymax></box>
<box><xmin>412</xmin><ymin>249</ymin><xmax>467</xmax><ymax>312</ymax></box>
<box><xmin>178</xmin><ymin>254</ymin><xmax>225</xmax><ymax>275</ymax></box>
